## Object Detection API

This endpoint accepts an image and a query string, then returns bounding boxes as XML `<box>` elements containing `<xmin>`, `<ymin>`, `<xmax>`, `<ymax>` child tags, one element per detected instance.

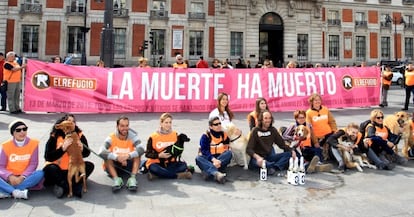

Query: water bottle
<box><xmin>260</xmin><ymin>160</ymin><xmax>267</xmax><ymax>181</ymax></box>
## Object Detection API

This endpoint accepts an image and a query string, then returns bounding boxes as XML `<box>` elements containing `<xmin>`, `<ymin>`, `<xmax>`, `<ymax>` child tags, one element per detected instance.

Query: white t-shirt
<box><xmin>209</xmin><ymin>108</ymin><xmax>232</xmax><ymax>129</ymax></box>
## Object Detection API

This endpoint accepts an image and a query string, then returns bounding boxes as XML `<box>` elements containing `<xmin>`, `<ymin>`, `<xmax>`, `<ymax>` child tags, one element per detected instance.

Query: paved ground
<box><xmin>0</xmin><ymin>85</ymin><xmax>413</xmax><ymax>217</ymax></box>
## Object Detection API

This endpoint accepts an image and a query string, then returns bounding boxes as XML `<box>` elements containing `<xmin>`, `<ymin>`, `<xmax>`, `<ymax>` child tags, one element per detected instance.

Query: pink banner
<box><xmin>24</xmin><ymin>59</ymin><xmax>380</xmax><ymax>113</ymax></box>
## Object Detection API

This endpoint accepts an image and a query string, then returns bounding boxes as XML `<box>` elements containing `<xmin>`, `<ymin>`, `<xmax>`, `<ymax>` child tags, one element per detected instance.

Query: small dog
<box><xmin>164</xmin><ymin>133</ymin><xmax>190</xmax><ymax>160</ymax></box>
<box><xmin>289</xmin><ymin>125</ymin><xmax>310</xmax><ymax>155</ymax></box>
<box><xmin>55</xmin><ymin>120</ymin><xmax>87</xmax><ymax>197</ymax></box>
<box><xmin>338</xmin><ymin>140</ymin><xmax>376</xmax><ymax>172</ymax></box>
<box><xmin>225</xmin><ymin>123</ymin><xmax>250</xmax><ymax>170</ymax></box>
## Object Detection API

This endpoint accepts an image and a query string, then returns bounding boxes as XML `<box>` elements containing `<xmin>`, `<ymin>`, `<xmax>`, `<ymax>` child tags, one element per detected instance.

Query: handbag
<box><xmin>0</xmin><ymin>80</ymin><xmax>7</xmax><ymax>92</ymax></box>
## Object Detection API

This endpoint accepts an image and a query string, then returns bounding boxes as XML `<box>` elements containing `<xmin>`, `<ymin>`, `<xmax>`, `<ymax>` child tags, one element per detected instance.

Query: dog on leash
<box><xmin>289</xmin><ymin>125</ymin><xmax>309</xmax><ymax>155</ymax></box>
<box><xmin>55</xmin><ymin>120</ymin><xmax>87</xmax><ymax>198</ymax></box>
<box><xmin>225</xmin><ymin>123</ymin><xmax>250</xmax><ymax>170</ymax></box>
<box><xmin>164</xmin><ymin>133</ymin><xmax>190</xmax><ymax>160</ymax></box>
<box><xmin>338</xmin><ymin>140</ymin><xmax>376</xmax><ymax>172</ymax></box>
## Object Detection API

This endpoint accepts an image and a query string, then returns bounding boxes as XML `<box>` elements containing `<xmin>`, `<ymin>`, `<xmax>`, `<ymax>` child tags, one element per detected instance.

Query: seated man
<box><xmin>99</xmin><ymin>116</ymin><xmax>145</xmax><ymax>192</ymax></box>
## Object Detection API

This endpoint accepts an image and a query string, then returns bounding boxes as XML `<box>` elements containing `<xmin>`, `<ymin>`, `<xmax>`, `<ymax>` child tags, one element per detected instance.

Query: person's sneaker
<box><xmin>12</xmin><ymin>189</ymin><xmax>28</xmax><ymax>200</ymax></box>
<box><xmin>53</xmin><ymin>184</ymin><xmax>65</xmax><ymax>198</ymax></box>
<box><xmin>394</xmin><ymin>154</ymin><xmax>408</xmax><ymax>165</ymax></box>
<box><xmin>306</xmin><ymin>156</ymin><xmax>320</xmax><ymax>173</ymax></box>
<box><xmin>0</xmin><ymin>192</ymin><xmax>10</xmax><ymax>199</ymax></box>
<box><xmin>112</xmin><ymin>177</ymin><xmax>123</xmax><ymax>192</ymax></box>
<box><xmin>315</xmin><ymin>163</ymin><xmax>333</xmax><ymax>172</ymax></box>
<box><xmin>126</xmin><ymin>176</ymin><xmax>137</xmax><ymax>191</ymax></box>
<box><xmin>177</xmin><ymin>171</ymin><xmax>192</xmax><ymax>179</ymax></box>
<box><xmin>267</xmin><ymin>168</ymin><xmax>276</xmax><ymax>176</ymax></box>
<box><xmin>214</xmin><ymin>171</ymin><xmax>226</xmax><ymax>184</ymax></box>
<box><xmin>147</xmin><ymin>172</ymin><xmax>158</xmax><ymax>181</ymax></box>
<box><xmin>379</xmin><ymin>104</ymin><xmax>384</xmax><ymax>108</ymax></box>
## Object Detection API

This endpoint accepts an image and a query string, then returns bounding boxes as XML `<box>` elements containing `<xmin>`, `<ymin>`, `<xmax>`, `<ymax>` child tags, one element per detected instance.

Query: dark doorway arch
<box><xmin>259</xmin><ymin>13</ymin><xmax>284</xmax><ymax>67</ymax></box>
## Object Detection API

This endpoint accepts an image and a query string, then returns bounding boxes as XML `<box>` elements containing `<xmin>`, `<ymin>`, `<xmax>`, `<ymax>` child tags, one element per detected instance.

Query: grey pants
<box><xmin>6</xmin><ymin>82</ymin><xmax>21</xmax><ymax>112</ymax></box>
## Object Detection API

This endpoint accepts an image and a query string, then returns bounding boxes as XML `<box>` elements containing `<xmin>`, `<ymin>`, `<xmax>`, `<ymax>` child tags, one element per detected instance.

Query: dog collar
<box><xmin>230</xmin><ymin>134</ymin><xmax>241</xmax><ymax>143</ymax></box>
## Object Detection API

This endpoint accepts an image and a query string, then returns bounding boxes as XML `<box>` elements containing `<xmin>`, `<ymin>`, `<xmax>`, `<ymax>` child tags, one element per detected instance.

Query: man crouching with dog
<box><xmin>44</xmin><ymin>114</ymin><xmax>94</xmax><ymax>198</ymax></box>
<box><xmin>145</xmin><ymin>113</ymin><xmax>192</xmax><ymax>180</ymax></box>
<box><xmin>247</xmin><ymin>110</ymin><xmax>293</xmax><ymax>177</ymax></box>
<box><xmin>99</xmin><ymin>116</ymin><xmax>145</xmax><ymax>192</ymax></box>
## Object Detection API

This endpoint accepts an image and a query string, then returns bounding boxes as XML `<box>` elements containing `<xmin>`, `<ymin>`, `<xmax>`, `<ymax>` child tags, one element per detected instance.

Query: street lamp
<box><xmin>385</xmin><ymin>14</ymin><xmax>405</xmax><ymax>61</ymax></box>
<box><xmin>100</xmin><ymin>0</ymin><xmax>114</xmax><ymax>68</ymax></box>
<box><xmin>80</xmin><ymin>0</ymin><xmax>90</xmax><ymax>65</ymax></box>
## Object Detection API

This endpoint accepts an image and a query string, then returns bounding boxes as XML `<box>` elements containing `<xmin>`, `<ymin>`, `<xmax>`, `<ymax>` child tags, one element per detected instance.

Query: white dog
<box><xmin>225</xmin><ymin>123</ymin><xmax>250</xmax><ymax>170</ymax></box>
<box><xmin>339</xmin><ymin>140</ymin><xmax>377</xmax><ymax>172</ymax></box>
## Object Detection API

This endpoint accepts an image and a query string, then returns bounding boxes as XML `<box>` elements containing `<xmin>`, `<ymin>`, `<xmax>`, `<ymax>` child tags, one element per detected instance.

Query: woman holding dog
<box><xmin>43</xmin><ymin>114</ymin><xmax>95</xmax><ymax>198</ymax></box>
<box><xmin>247</xmin><ymin>110</ymin><xmax>293</xmax><ymax>176</ymax></box>
<box><xmin>0</xmin><ymin>120</ymin><xmax>44</xmax><ymax>199</ymax></box>
<box><xmin>247</xmin><ymin>97</ymin><xmax>269</xmax><ymax>130</ymax></box>
<box><xmin>306</xmin><ymin>93</ymin><xmax>337</xmax><ymax>161</ymax></box>
<box><xmin>145</xmin><ymin>113</ymin><xmax>192</xmax><ymax>180</ymax></box>
<box><xmin>209</xmin><ymin>92</ymin><xmax>234</xmax><ymax>129</ymax></box>
<box><xmin>364</xmin><ymin>109</ymin><xmax>407</xmax><ymax>170</ymax></box>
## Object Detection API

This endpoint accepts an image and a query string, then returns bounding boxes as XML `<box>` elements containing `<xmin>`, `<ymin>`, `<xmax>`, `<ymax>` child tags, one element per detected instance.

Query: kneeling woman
<box><xmin>145</xmin><ymin>113</ymin><xmax>192</xmax><ymax>180</ymax></box>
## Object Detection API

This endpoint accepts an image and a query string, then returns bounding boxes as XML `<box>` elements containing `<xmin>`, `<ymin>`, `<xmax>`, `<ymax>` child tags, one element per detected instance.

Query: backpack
<box><xmin>359</xmin><ymin>120</ymin><xmax>372</xmax><ymax>137</ymax></box>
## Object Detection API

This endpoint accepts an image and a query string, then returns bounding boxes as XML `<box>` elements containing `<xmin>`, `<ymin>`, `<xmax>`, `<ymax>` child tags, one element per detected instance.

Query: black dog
<box><xmin>164</xmin><ymin>133</ymin><xmax>190</xmax><ymax>160</ymax></box>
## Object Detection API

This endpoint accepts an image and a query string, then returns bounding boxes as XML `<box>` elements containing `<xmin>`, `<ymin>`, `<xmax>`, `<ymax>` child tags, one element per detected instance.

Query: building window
<box><xmin>189</xmin><ymin>2</ymin><xmax>205</xmax><ymax>19</ymax></box>
<box><xmin>404</xmin><ymin>15</ymin><xmax>414</xmax><ymax>29</ymax></box>
<box><xmin>151</xmin><ymin>29</ymin><xmax>165</xmax><ymax>56</ymax></box>
<box><xmin>355</xmin><ymin>36</ymin><xmax>366</xmax><ymax>61</ymax></box>
<box><xmin>230</xmin><ymin>32</ymin><xmax>243</xmax><ymax>57</ymax></box>
<box><xmin>328</xmin><ymin>35</ymin><xmax>340</xmax><ymax>61</ymax></box>
<box><xmin>114</xmin><ymin>28</ymin><xmax>126</xmax><ymax>59</ymax></box>
<box><xmin>381</xmin><ymin>37</ymin><xmax>391</xmax><ymax>59</ymax></box>
<box><xmin>69</xmin><ymin>0</ymin><xmax>85</xmax><ymax>13</ymax></box>
<box><xmin>21</xmin><ymin>25</ymin><xmax>39</xmax><ymax>58</ymax></box>
<box><xmin>327</xmin><ymin>10</ymin><xmax>340</xmax><ymax>25</ymax></box>
<box><xmin>113</xmin><ymin>0</ymin><xmax>126</xmax><ymax>9</ymax></box>
<box><xmin>405</xmin><ymin>37</ymin><xmax>414</xmax><ymax>60</ymax></box>
<box><xmin>67</xmin><ymin>26</ymin><xmax>83</xmax><ymax>55</ymax></box>
<box><xmin>189</xmin><ymin>31</ymin><xmax>203</xmax><ymax>59</ymax></box>
<box><xmin>297</xmin><ymin>34</ymin><xmax>308</xmax><ymax>61</ymax></box>
<box><xmin>152</xmin><ymin>0</ymin><xmax>166</xmax><ymax>10</ymax></box>
<box><xmin>355</xmin><ymin>12</ymin><xmax>367</xmax><ymax>27</ymax></box>
<box><xmin>381</xmin><ymin>14</ymin><xmax>391</xmax><ymax>28</ymax></box>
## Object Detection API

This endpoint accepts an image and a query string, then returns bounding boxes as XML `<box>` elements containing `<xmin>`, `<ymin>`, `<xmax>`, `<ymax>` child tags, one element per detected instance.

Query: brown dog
<box><xmin>289</xmin><ymin>125</ymin><xmax>310</xmax><ymax>155</ymax></box>
<box><xmin>225</xmin><ymin>123</ymin><xmax>250</xmax><ymax>170</ymax></box>
<box><xmin>55</xmin><ymin>120</ymin><xmax>87</xmax><ymax>197</ymax></box>
<box><xmin>383</xmin><ymin>111</ymin><xmax>410</xmax><ymax>154</ymax></box>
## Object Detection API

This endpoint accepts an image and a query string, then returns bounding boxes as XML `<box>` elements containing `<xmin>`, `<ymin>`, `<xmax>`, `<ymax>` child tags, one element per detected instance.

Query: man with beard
<box><xmin>99</xmin><ymin>116</ymin><xmax>144</xmax><ymax>192</ymax></box>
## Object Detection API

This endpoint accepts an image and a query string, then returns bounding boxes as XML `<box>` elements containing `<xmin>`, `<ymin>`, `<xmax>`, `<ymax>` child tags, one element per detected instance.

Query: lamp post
<box><xmin>81</xmin><ymin>0</ymin><xmax>89</xmax><ymax>65</ymax></box>
<box><xmin>100</xmin><ymin>0</ymin><xmax>114</xmax><ymax>67</ymax></box>
<box><xmin>385</xmin><ymin>15</ymin><xmax>405</xmax><ymax>61</ymax></box>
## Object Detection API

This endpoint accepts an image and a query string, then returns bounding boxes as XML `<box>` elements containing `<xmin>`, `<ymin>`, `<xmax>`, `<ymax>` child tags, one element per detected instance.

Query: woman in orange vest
<box><xmin>379</xmin><ymin>65</ymin><xmax>393</xmax><ymax>107</ymax></box>
<box><xmin>0</xmin><ymin>120</ymin><xmax>44</xmax><ymax>199</ymax></box>
<box><xmin>247</xmin><ymin>97</ymin><xmax>269</xmax><ymax>131</ymax></box>
<box><xmin>365</xmin><ymin>109</ymin><xmax>407</xmax><ymax>170</ymax></box>
<box><xmin>3</xmin><ymin>51</ymin><xmax>26</xmax><ymax>114</ymax></box>
<box><xmin>145</xmin><ymin>113</ymin><xmax>192</xmax><ymax>180</ymax></box>
<box><xmin>195</xmin><ymin>116</ymin><xmax>232</xmax><ymax>184</ymax></box>
<box><xmin>43</xmin><ymin>114</ymin><xmax>94</xmax><ymax>198</ymax></box>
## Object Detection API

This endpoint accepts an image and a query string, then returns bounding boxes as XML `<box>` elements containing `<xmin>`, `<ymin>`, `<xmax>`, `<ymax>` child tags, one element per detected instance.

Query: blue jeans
<box><xmin>249</xmin><ymin>148</ymin><xmax>291</xmax><ymax>171</ymax></box>
<box><xmin>148</xmin><ymin>161</ymin><xmax>188</xmax><ymax>179</ymax></box>
<box><xmin>0</xmin><ymin>170</ymin><xmax>44</xmax><ymax>194</ymax></box>
<box><xmin>195</xmin><ymin>150</ymin><xmax>232</xmax><ymax>178</ymax></box>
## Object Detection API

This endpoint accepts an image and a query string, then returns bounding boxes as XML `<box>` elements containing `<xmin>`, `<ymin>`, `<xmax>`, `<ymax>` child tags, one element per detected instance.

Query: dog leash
<box><xmin>82</xmin><ymin>144</ymin><xmax>134</xmax><ymax>176</ymax></box>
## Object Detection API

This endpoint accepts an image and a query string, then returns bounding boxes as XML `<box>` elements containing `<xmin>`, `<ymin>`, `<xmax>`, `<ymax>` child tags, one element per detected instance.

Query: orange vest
<box><xmin>405</xmin><ymin>69</ymin><xmax>414</xmax><ymax>86</ymax></box>
<box><xmin>247</xmin><ymin>111</ymin><xmax>258</xmax><ymax>128</ymax></box>
<box><xmin>374</xmin><ymin>125</ymin><xmax>389</xmax><ymax>140</ymax></box>
<box><xmin>46</xmin><ymin>133</ymin><xmax>83</xmax><ymax>170</ymax></box>
<box><xmin>382</xmin><ymin>70</ymin><xmax>392</xmax><ymax>86</ymax></box>
<box><xmin>145</xmin><ymin>131</ymin><xmax>178</xmax><ymax>168</ymax></box>
<box><xmin>3</xmin><ymin>61</ymin><xmax>22</xmax><ymax>83</ymax></box>
<box><xmin>2</xmin><ymin>139</ymin><xmax>39</xmax><ymax>175</ymax></box>
<box><xmin>340</xmin><ymin>127</ymin><xmax>363</xmax><ymax>146</ymax></box>
<box><xmin>207</xmin><ymin>131</ymin><xmax>229</xmax><ymax>155</ymax></box>
<box><xmin>107</xmin><ymin>133</ymin><xmax>135</xmax><ymax>154</ymax></box>
<box><xmin>411</xmin><ymin>121</ymin><xmax>414</xmax><ymax>138</ymax></box>
<box><xmin>306</xmin><ymin>106</ymin><xmax>332</xmax><ymax>138</ymax></box>
<box><xmin>300</xmin><ymin>125</ymin><xmax>312</xmax><ymax>148</ymax></box>
<box><xmin>173</xmin><ymin>63</ymin><xmax>188</xmax><ymax>69</ymax></box>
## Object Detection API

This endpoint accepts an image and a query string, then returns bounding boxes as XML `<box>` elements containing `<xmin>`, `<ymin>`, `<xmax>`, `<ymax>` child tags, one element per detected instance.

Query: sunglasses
<box><xmin>376</xmin><ymin>116</ymin><xmax>384</xmax><ymax>119</ymax></box>
<box><xmin>15</xmin><ymin>127</ymin><xmax>28</xmax><ymax>132</ymax></box>
<box><xmin>211</xmin><ymin>122</ymin><xmax>221</xmax><ymax>126</ymax></box>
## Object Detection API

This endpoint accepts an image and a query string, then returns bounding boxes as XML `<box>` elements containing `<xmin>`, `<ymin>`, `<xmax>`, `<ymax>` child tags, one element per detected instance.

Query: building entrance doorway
<box><xmin>259</xmin><ymin>13</ymin><xmax>284</xmax><ymax>67</ymax></box>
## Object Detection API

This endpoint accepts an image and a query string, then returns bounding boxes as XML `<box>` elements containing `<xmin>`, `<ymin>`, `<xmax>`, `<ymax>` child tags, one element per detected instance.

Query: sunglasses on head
<box><xmin>376</xmin><ymin>116</ymin><xmax>384</xmax><ymax>119</ymax></box>
<box><xmin>15</xmin><ymin>127</ymin><xmax>28</xmax><ymax>132</ymax></box>
<box><xmin>211</xmin><ymin>122</ymin><xmax>221</xmax><ymax>126</ymax></box>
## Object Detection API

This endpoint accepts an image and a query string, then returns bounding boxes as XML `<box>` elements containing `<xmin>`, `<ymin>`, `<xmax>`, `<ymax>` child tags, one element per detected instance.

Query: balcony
<box><xmin>327</xmin><ymin>19</ymin><xmax>341</xmax><ymax>26</ymax></box>
<box><xmin>20</xmin><ymin>3</ymin><xmax>42</xmax><ymax>14</ymax></box>
<box><xmin>405</xmin><ymin>23</ymin><xmax>414</xmax><ymax>30</ymax></box>
<box><xmin>66</xmin><ymin>6</ymin><xmax>85</xmax><ymax>16</ymax></box>
<box><xmin>380</xmin><ymin>21</ymin><xmax>392</xmax><ymax>28</ymax></box>
<box><xmin>379</xmin><ymin>0</ymin><xmax>391</xmax><ymax>3</ymax></box>
<box><xmin>150</xmin><ymin>10</ymin><xmax>169</xmax><ymax>20</ymax></box>
<box><xmin>188</xmin><ymin>12</ymin><xmax>206</xmax><ymax>20</ymax></box>
<box><xmin>113</xmin><ymin>8</ymin><xmax>129</xmax><ymax>18</ymax></box>
<box><xmin>403</xmin><ymin>0</ymin><xmax>414</xmax><ymax>4</ymax></box>
<box><xmin>355</xmin><ymin>21</ymin><xmax>367</xmax><ymax>28</ymax></box>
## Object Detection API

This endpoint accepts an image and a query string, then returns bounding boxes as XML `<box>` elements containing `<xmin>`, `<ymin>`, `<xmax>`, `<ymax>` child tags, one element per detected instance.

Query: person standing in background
<box><xmin>379</xmin><ymin>65</ymin><xmax>393</xmax><ymax>107</ymax></box>
<box><xmin>3</xmin><ymin>51</ymin><xmax>26</xmax><ymax>114</ymax></box>
<box><xmin>196</xmin><ymin>56</ymin><xmax>209</xmax><ymax>68</ymax></box>
<box><xmin>402</xmin><ymin>63</ymin><xmax>414</xmax><ymax>110</ymax></box>
<box><xmin>0</xmin><ymin>52</ymin><xmax>6</xmax><ymax>111</ymax></box>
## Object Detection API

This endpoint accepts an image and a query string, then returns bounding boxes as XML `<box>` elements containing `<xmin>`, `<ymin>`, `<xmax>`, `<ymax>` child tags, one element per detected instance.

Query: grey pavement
<box><xmin>1</xmin><ymin>85</ymin><xmax>414</xmax><ymax>217</ymax></box>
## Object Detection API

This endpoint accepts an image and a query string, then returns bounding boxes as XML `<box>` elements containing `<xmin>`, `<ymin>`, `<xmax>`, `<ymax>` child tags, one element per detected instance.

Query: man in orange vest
<box><xmin>3</xmin><ymin>51</ymin><xmax>26</xmax><ymax>114</ymax></box>
<box><xmin>402</xmin><ymin>63</ymin><xmax>414</xmax><ymax>110</ymax></box>
<box><xmin>379</xmin><ymin>65</ymin><xmax>393</xmax><ymax>107</ymax></box>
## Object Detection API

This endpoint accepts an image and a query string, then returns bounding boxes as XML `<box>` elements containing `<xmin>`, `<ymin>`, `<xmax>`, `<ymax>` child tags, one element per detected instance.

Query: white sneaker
<box><xmin>12</xmin><ymin>189</ymin><xmax>28</xmax><ymax>200</ymax></box>
<box><xmin>0</xmin><ymin>192</ymin><xmax>10</xmax><ymax>199</ymax></box>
